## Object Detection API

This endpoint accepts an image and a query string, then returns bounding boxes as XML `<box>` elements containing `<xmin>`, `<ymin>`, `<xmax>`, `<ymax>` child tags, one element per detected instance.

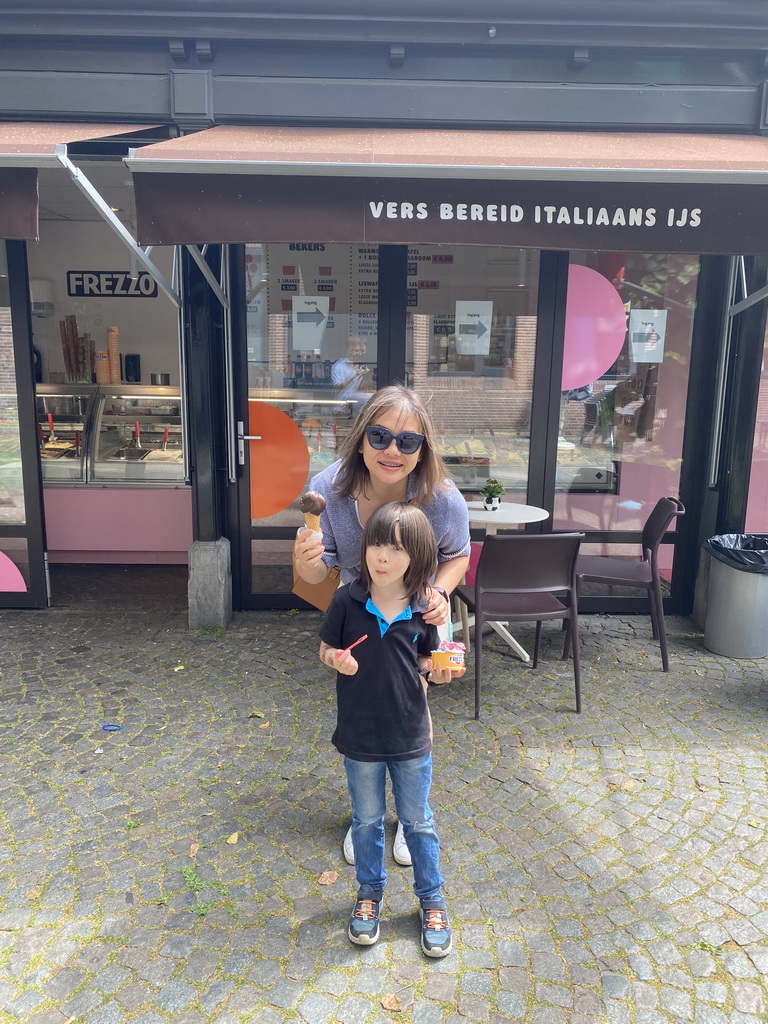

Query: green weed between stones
<box><xmin>693</xmin><ymin>940</ymin><xmax>723</xmax><ymax>955</ymax></box>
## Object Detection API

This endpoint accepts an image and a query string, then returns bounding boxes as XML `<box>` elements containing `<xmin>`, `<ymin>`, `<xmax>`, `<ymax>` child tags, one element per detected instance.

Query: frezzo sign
<box><xmin>66</xmin><ymin>271</ymin><xmax>158</xmax><ymax>298</ymax></box>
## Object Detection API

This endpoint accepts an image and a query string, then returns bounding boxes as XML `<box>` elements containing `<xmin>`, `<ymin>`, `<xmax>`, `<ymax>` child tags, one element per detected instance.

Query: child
<box><xmin>319</xmin><ymin>501</ymin><xmax>463</xmax><ymax>957</ymax></box>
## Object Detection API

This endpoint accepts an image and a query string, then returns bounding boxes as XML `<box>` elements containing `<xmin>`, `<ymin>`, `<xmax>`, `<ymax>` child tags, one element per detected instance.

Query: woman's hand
<box><xmin>294</xmin><ymin>527</ymin><xmax>328</xmax><ymax>581</ymax></box>
<box><xmin>423</xmin><ymin>586</ymin><xmax>450</xmax><ymax>626</ymax></box>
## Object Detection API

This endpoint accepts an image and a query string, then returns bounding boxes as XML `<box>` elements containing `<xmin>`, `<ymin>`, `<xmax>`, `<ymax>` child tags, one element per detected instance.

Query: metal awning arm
<box><xmin>54</xmin><ymin>144</ymin><xmax>180</xmax><ymax>308</ymax></box>
<box><xmin>185</xmin><ymin>244</ymin><xmax>230</xmax><ymax>310</ymax></box>
<box><xmin>729</xmin><ymin>280</ymin><xmax>768</xmax><ymax>318</ymax></box>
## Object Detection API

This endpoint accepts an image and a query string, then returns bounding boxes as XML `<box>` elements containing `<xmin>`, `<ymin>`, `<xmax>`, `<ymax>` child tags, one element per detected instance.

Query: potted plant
<box><xmin>481</xmin><ymin>477</ymin><xmax>505</xmax><ymax>511</ymax></box>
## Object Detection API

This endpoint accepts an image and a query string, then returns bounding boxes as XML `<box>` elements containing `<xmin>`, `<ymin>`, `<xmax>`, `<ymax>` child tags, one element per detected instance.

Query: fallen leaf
<box><xmin>236</xmin><ymin>744</ymin><xmax>246</xmax><ymax>749</ymax></box>
<box><xmin>259</xmin><ymin>722</ymin><xmax>270</xmax><ymax>729</ymax></box>
<box><xmin>189</xmin><ymin>842</ymin><xmax>199</xmax><ymax>858</ymax></box>
<box><xmin>622</xmin><ymin>780</ymin><xmax>636</xmax><ymax>791</ymax></box>
<box><xmin>286</xmin><ymin>608</ymin><xmax>299</xmax><ymax>616</ymax></box>
<box><xmin>216</xmin><ymin>760</ymin><xmax>225</xmax><ymax>768</ymax></box>
<box><xmin>381</xmin><ymin>994</ymin><xmax>403</xmax><ymax>1012</ymax></box>
<box><xmin>173</xmin><ymin>665</ymin><xmax>185</xmax><ymax>672</ymax></box>
<box><xmin>694</xmin><ymin>779</ymin><xmax>707</xmax><ymax>791</ymax></box>
<box><xmin>226</xmin><ymin>832</ymin><xmax>239</xmax><ymax>844</ymax></box>
<box><xmin>248</xmin><ymin>711</ymin><xmax>265</xmax><ymax>719</ymax></box>
<box><xmin>26</xmin><ymin>889</ymin><xmax>40</xmax><ymax>900</ymax></box>
<box><xmin>747</xmin><ymin>818</ymin><xmax>761</xmax><ymax>828</ymax></box>
<box><xmin>317</xmin><ymin>870</ymin><xmax>339</xmax><ymax>885</ymax></box>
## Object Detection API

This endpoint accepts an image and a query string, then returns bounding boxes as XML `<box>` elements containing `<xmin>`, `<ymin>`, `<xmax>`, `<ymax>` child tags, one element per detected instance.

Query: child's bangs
<box><xmin>366</xmin><ymin>511</ymin><xmax>403</xmax><ymax>548</ymax></box>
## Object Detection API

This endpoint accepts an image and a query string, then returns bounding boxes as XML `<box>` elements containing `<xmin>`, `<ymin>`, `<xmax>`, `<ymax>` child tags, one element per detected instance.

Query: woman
<box><xmin>295</xmin><ymin>384</ymin><xmax>470</xmax><ymax>867</ymax></box>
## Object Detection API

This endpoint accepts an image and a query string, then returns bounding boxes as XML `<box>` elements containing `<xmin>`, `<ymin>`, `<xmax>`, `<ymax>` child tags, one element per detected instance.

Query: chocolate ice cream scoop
<box><xmin>300</xmin><ymin>490</ymin><xmax>326</xmax><ymax>532</ymax></box>
<box><xmin>300</xmin><ymin>491</ymin><xmax>326</xmax><ymax>516</ymax></box>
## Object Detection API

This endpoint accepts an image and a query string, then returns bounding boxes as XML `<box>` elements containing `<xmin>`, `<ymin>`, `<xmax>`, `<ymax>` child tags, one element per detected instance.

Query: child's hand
<box><xmin>334</xmin><ymin>649</ymin><xmax>359</xmax><ymax>675</ymax></box>
<box><xmin>425</xmin><ymin>659</ymin><xmax>466</xmax><ymax>686</ymax></box>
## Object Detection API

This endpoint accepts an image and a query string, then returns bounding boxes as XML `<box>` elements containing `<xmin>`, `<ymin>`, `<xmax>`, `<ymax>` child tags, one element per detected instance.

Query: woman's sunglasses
<box><xmin>364</xmin><ymin>426</ymin><xmax>426</xmax><ymax>455</ymax></box>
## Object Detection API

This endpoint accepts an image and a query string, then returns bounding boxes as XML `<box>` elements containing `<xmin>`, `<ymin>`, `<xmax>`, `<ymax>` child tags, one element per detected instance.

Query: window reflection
<box><xmin>405</xmin><ymin>246</ymin><xmax>540</xmax><ymax>499</ymax></box>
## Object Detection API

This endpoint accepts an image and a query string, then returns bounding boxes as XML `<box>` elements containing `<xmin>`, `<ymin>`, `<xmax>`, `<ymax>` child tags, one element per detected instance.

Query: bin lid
<box><xmin>706</xmin><ymin>534</ymin><xmax>768</xmax><ymax>573</ymax></box>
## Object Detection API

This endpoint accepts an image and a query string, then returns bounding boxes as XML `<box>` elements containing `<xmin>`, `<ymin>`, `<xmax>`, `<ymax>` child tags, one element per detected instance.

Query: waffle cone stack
<box><xmin>106</xmin><ymin>326</ymin><xmax>121</xmax><ymax>383</ymax></box>
<box><xmin>94</xmin><ymin>350</ymin><xmax>110</xmax><ymax>384</ymax></box>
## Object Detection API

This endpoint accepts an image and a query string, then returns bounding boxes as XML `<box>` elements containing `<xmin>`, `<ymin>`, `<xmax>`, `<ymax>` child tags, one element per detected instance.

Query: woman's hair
<box><xmin>333</xmin><ymin>384</ymin><xmax>449</xmax><ymax>503</ymax></box>
<box><xmin>360</xmin><ymin>502</ymin><xmax>437</xmax><ymax>603</ymax></box>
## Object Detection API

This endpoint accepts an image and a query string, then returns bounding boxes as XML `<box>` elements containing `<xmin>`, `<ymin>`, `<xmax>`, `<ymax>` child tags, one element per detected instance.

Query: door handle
<box><xmin>237</xmin><ymin>421</ymin><xmax>262</xmax><ymax>465</ymax></box>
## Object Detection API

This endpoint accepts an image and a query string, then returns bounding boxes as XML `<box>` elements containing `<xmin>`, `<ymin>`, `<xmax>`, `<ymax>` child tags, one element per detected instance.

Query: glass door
<box><xmin>0</xmin><ymin>242</ymin><xmax>48</xmax><ymax>607</ymax></box>
<box><xmin>236</xmin><ymin>242</ymin><xmax>378</xmax><ymax>606</ymax></box>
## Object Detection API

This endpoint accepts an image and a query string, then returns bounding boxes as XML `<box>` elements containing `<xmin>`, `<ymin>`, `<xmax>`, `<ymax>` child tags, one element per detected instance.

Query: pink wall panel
<box><xmin>44</xmin><ymin>488</ymin><xmax>193</xmax><ymax>563</ymax></box>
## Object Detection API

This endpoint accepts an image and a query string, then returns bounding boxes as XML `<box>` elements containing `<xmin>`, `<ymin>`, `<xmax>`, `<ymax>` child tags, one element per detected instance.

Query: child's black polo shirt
<box><xmin>321</xmin><ymin>580</ymin><xmax>440</xmax><ymax>762</ymax></box>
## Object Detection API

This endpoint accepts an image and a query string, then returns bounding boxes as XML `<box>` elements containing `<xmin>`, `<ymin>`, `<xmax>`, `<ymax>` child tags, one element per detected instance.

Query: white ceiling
<box><xmin>38</xmin><ymin>159</ymin><xmax>135</xmax><ymax>225</ymax></box>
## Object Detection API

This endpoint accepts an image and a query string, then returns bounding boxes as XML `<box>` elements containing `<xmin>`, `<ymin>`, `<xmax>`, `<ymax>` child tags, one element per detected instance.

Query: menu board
<box><xmin>264</xmin><ymin>244</ymin><xmax>380</xmax><ymax>354</ymax></box>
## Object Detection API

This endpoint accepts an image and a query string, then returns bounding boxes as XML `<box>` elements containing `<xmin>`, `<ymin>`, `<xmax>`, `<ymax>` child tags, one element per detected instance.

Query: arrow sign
<box><xmin>297</xmin><ymin>307</ymin><xmax>326</xmax><ymax>326</ymax></box>
<box><xmin>292</xmin><ymin>296</ymin><xmax>330</xmax><ymax>351</ymax></box>
<box><xmin>455</xmin><ymin>300</ymin><xmax>493</xmax><ymax>355</ymax></box>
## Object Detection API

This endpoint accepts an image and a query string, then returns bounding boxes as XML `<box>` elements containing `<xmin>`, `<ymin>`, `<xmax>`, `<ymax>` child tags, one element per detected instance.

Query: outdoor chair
<box><xmin>570</xmin><ymin>495</ymin><xmax>685</xmax><ymax>671</ymax></box>
<box><xmin>453</xmin><ymin>542</ymin><xmax>482</xmax><ymax>653</ymax></box>
<box><xmin>454</xmin><ymin>532</ymin><xmax>584</xmax><ymax>720</ymax></box>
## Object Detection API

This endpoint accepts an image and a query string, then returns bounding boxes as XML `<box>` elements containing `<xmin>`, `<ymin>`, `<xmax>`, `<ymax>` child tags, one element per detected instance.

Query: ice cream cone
<box><xmin>304</xmin><ymin>512</ymin><xmax>322</xmax><ymax>532</ymax></box>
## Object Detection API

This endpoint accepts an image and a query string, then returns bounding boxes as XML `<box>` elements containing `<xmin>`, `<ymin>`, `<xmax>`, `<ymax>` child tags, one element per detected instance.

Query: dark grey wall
<box><xmin>0</xmin><ymin>1</ymin><xmax>766</xmax><ymax>133</ymax></box>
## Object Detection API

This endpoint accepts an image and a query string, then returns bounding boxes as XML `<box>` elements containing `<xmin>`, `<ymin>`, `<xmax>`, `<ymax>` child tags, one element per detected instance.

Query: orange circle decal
<box><xmin>248</xmin><ymin>402</ymin><xmax>310</xmax><ymax>519</ymax></box>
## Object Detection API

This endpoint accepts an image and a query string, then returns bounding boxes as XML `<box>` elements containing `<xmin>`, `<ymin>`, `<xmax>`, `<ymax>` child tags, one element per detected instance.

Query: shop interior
<box><xmin>29</xmin><ymin>159</ymin><xmax>192</xmax><ymax>566</ymax></box>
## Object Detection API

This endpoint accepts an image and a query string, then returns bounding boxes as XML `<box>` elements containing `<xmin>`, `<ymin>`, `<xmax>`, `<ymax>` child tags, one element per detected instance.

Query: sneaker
<box><xmin>348</xmin><ymin>889</ymin><xmax>382</xmax><ymax>945</ymax></box>
<box><xmin>419</xmin><ymin>898</ymin><xmax>452</xmax><ymax>958</ymax></box>
<box><xmin>342</xmin><ymin>825</ymin><xmax>354</xmax><ymax>865</ymax></box>
<box><xmin>393</xmin><ymin>820</ymin><xmax>412</xmax><ymax>867</ymax></box>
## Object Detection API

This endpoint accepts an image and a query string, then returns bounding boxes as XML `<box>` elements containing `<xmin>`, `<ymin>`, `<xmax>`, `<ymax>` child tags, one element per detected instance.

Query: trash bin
<box><xmin>703</xmin><ymin>534</ymin><xmax>768</xmax><ymax>657</ymax></box>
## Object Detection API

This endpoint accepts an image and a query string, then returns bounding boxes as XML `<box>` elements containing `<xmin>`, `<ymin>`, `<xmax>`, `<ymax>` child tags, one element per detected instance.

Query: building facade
<box><xmin>1</xmin><ymin>0</ymin><xmax>767</xmax><ymax>620</ymax></box>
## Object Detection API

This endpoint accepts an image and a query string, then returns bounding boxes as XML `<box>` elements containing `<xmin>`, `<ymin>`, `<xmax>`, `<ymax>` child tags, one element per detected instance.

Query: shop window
<box><xmin>554</xmin><ymin>252</ymin><xmax>699</xmax><ymax>589</ymax></box>
<box><xmin>404</xmin><ymin>246</ymin><xmax>540</xmax><ymax>499</ymax></box>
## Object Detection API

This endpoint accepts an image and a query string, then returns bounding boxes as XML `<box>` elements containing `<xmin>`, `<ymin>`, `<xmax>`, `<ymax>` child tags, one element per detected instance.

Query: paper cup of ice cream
<box><xmin>431</xmin><ymin>642</ymin><xmax>465</xmax><ymax>671</ymax></box>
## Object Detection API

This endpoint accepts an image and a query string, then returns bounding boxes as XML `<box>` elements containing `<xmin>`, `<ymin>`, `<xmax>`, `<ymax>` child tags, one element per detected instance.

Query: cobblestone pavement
<box><xmin>2</xmin><ymin>567</ymin><xmax>768</xmax><ymax>1023</ymax></box>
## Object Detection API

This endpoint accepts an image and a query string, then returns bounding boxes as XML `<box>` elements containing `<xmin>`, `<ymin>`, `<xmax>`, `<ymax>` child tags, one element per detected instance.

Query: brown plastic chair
<box><xmin>454</xmin><ymin>532</ymin><xmax>584</xmax><ymax>720</ymax></box>
<box><xmin>572</xmin><ymin>496</ymin><xmax>685</xmax><ymax>671</ymax></box>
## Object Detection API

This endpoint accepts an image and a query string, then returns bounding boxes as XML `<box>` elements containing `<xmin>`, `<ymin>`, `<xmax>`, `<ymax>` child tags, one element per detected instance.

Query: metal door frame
<box><xmin>0</xmin><ymin>241</ymin><xmax>49</xmax><ymax>608</ymax></box>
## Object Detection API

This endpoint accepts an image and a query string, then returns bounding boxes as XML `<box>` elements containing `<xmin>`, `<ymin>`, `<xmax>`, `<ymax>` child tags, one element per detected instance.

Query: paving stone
<box><xmin>297</xmin><ymin>993</ymin><xmax>340</xmax><ymax>1023</ymax></box>
<box><xmin>155</xmin><ymin>978</ymin><xmax>197</xmax><ymax>1012</ymax></box>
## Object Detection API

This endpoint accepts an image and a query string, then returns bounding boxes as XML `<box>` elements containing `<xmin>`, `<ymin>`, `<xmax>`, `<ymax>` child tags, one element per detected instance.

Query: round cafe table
<box><xmin>458</xmin><ymin>500</ymin><xmax>551</xmax><ymax>663</ymax></box>
<box><xmin>465</xmin><ymin>500</ymin><xmax>550</xmax><ymax>535</ymax></box>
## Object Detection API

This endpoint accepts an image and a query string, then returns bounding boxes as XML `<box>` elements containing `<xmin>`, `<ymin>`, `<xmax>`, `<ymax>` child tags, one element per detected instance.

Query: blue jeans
<box><xmin>344</xmin><ymin>753</ymin><xmax>444</xmax><ymax>901</ymax></box>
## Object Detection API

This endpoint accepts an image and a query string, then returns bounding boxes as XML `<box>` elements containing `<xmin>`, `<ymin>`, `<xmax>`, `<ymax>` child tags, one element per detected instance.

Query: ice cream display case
<box><xmin>36</xmin><ymin>388</ymin><xmax>91</xmax><ymax>483</ymax></box>
<box><xmin>36</xmin><ymin>385</ymin><xmax>186</xmax><ymax>486</ymax></box>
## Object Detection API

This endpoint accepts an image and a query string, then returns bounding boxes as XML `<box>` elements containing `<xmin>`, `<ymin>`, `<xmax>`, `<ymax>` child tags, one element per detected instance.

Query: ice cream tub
<box><xmin>431</xmin><ymin>642</ymin><xmax>465</xmax><ymax>671</ymax></box>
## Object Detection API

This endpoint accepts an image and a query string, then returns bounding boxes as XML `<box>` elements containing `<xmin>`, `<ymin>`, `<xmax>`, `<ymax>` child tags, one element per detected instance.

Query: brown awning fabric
<box><xmin>128</xmin><ymin>126</ymin><xmax>768</xmax><ymax>253</ymax></box>
<box><xmin>0</xmin><ymin>122</ymin><xmax>160</xmax><ymax>240</ymax></box>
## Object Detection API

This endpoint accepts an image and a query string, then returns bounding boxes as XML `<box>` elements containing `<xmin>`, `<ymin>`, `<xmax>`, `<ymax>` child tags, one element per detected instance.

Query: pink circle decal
<box><xmin>562</xmin><ymin>265</ymin><xmax>627</xmax><ymax>390</ymax></box>
<box><xmin>0</xmin><ymin>551</ymin><xmax>27</xmax><ymax>592</ymax></box>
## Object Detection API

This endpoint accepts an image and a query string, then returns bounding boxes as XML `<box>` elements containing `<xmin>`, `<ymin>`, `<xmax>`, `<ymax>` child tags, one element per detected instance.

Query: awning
<box><xmin>126</xmin><ymin>126</ymin><xmax>768</xmax><ymax>254</ymax></box>
<box><xmin>127</xmin><ymin>126</ymin><xmax>768</xmax><ymax>183</ymax></box>
<box><xmin>0</xmin><ymin>122</ymin><xmax>160</xmax><ymax>240</ymax></box>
